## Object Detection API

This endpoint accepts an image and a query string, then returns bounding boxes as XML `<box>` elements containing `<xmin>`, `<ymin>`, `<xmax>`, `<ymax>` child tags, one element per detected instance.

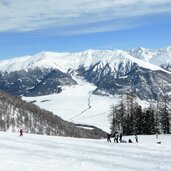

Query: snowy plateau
<box><xmin>0</xmin><ymin>132</ymin><xmax>171</xmax><ymax>171</ymax></box>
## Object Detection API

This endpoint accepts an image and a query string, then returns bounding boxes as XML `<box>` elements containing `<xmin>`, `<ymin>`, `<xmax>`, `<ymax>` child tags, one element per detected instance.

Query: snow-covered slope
<box><xmin>128</xmin><ymin>47</ymin><xmax>157</xmax><ymax>62</ymax></box>
<box><xmin>0</xmin><ymin>50</ymin><xmax>113</xmax><ymax>73</ymax></box>
<box><xmin>0</xmin><ymin>132</ymin><xmax>171</xmax><ymax>171</ymax></box>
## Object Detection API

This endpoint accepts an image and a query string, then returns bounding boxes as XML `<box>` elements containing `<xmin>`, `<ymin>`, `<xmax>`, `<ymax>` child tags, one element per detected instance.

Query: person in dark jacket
<box><xmin>119</xmin><ymin>133</ymin><xmax>123</xmax><ymax>142</ymax></box>
<box><xmin>20</xmin><ymin>128</ymin><xmax>23</xmax><ymax>136</ymax></box>
<box><xmin>107</xmin><ymin>133</ymin><xmax>111</xmax><ymax>142</ymax></box>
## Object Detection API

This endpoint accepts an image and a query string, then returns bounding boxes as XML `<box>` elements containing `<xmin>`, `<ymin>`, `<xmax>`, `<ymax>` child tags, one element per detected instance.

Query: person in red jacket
<box><xmin>20</xmin><ymin>128</ymin><xmax>23</xmax><ymax>136</ymax></box>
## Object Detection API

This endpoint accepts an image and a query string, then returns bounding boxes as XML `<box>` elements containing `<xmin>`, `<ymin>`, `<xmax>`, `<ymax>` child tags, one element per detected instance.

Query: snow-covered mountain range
<box><xmin>0</xmin><ymin>46</ymin><xmax>171</xmax><ymax>99</ymax></box>
<box><xmin>1</xmin><ymin>46</ymin><xmax>171</xmax><ymax>73</ymax></box>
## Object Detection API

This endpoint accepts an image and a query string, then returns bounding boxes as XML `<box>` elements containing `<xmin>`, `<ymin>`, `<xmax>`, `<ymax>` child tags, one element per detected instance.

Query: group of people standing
<box><xmin>107</xmin><ymin>131</ymin><xmax>123</xmax><ymax>143</ymax></box>
<box><xmin>107</xmin><ymin>131</ymin><xmax>138</xmax><ymax>143</ymax></box>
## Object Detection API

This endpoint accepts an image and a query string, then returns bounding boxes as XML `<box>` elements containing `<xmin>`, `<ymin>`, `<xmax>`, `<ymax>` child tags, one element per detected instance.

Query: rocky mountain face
<box><xmin>0</xmin><ymin>47</ymin><xmax>171</xmax><ymax>100</ymax></box>
<box><xmin>0</xmin><ymin>68</ymin><xmax>77</xmax><ymax>96</ymax></box>
<box><xmin>78</xmin><ymin>63</ymin><xmax>171</xmax><ymax>100</ymax></box>
<box><xmin>0</xmin><ymin>90</ymin><xmax>106</xmax><ymax>138</ymax></box>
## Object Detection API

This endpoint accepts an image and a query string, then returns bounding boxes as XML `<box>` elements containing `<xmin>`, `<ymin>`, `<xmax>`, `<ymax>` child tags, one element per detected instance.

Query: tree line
<box><xmin>108</xmin><ymin>92</ymin><xmax>170</xmax><ymax>135</ymax></box>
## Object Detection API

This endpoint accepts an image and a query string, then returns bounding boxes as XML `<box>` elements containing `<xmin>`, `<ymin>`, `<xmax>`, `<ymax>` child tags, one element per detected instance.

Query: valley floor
<box><xmin>23</xmin><ymin>76</ymin><xmax>118</xmax><ymax>132</ymax></box>
<box><xmin>0</xmin><ymin>132</ymin><xmax>170</xmax><ymax>171</ymax></box>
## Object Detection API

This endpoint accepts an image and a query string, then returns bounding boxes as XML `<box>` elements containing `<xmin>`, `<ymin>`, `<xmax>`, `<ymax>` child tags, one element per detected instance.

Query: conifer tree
<box><xmin>143</xmin><ymin>109</ymin><xmax>155</xmax><ymax>134</ymax></box>
<box><xmin>160</xmin><ymin>96</ymin><xmax>170</xmax><ymax>134</ymax></box>
<box><xmin>108</xmin><ymin>95</ymin><xmax>126</xmax><ymax>133</ymax></box>
<box><xmin>134</xmin><ymin>105</ymin><xmax>143</xmax><ymax>134</ymax></box>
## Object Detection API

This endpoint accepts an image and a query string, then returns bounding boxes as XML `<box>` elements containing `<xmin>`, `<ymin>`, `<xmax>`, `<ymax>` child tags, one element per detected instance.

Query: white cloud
<box><xmin>0</xmin><ymin>0</ymin><xmax>171</xmax><ymax>33</ymax></box>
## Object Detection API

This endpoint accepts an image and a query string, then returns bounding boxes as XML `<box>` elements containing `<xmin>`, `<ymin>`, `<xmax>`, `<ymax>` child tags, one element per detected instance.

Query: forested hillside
<box><xmin>0</xmin><ymin>91</ymin><xmax>106</xmax><ymax>139</ymax></box>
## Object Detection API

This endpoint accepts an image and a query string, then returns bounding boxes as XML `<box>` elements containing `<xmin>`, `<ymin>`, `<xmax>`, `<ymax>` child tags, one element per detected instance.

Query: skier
<box><xmin>107</xmin><ymin>133</ymin><xmax>111</xmax><ymax>142</ymax></box>
<box><xmin>20</xmin><ymin>128</ymin><xmax>23</xmax><ymax>136</ymax></box>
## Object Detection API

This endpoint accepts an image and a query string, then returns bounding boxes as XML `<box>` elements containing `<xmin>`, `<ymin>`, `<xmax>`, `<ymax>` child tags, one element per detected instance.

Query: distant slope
<box><xmin>128</xmin><ymin>46</ymin><xmax>171</xmax><ymax>70</ymax></box>
<box><xmin>0</xmin><ymin>90</ymin><xmax>107</xmax><ymax>138</ymax></box>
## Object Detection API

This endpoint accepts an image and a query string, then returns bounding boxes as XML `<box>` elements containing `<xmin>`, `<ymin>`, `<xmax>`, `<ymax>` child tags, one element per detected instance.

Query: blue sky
<box><xmin>0</xmin><ymin>0</ymin><xmax>171</xmax><ymax>60</ymax></box>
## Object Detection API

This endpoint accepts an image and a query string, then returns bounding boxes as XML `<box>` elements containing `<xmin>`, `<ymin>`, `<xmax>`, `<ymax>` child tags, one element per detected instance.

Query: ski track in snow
<box><xmin>0</xmin><ymin>132</ymin><xmax>171</xmax><ymax>171</ymax></box>
<box><xmin>70</xmin><ymin>90</ymin><xmax>92</xmax><ymax>122</ymax></box>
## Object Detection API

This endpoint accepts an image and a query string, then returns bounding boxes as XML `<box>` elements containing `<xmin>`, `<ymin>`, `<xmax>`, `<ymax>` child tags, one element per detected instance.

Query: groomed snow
<box><xmin>0</xmin><ymin>132</ymin><xmax>170</xmax><ymax>171</ymax></box>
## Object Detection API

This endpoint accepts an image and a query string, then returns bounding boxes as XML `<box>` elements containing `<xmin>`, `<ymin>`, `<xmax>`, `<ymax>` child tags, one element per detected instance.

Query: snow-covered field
<box><xmin>0</xmin><ymin>132</ymin><xmax>170</xmax><ymax>171</ymax></box>
<box><xmin>23</xmin><ymin>77</ymin><xmax>119</xmax><ymax>132</ymax></box>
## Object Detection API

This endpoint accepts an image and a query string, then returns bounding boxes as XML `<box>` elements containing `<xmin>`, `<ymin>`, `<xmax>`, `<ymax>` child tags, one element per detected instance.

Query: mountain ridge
<box><xmin>0</xmin><ymin>46</ymin><xmax>171</xmax><ymax>73</ymax></box>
